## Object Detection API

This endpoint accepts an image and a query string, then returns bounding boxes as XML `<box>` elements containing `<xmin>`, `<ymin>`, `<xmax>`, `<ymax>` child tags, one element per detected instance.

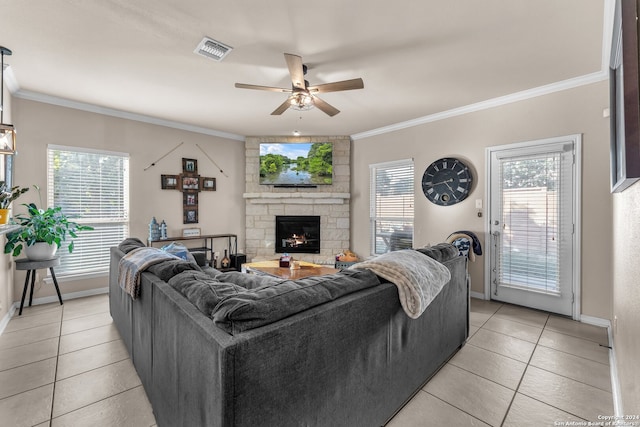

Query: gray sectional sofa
<box><xmin>109</xmin><ymin>239</ymin><xmax>468</xmax><ymax>427</ymax></box>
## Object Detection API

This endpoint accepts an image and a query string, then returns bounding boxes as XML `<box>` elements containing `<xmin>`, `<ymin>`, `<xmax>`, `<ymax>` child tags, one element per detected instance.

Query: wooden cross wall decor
<box><xmin>161</xmin><ymin>158</ymin><xmax>217</xmax><ymax>224</ymax></box>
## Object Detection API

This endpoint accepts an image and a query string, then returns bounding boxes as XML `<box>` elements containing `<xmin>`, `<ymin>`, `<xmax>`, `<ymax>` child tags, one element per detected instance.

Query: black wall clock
<box><xmin>421</xmin><ymin>157</ymin><xmax>473</xmax><ymax>206</ymax></box>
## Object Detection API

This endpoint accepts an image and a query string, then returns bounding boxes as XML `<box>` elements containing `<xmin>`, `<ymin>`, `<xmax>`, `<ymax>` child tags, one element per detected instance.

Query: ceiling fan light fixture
<box><xmin>289</xmin><ymin>92</ymin><xmax>314</xmax><ymax>111</ymax></box>
<box><xmin>194</xmin><ymin>37</ymin><xmax>233</xmax><ymax>62</ymax></box>
<box><xmin>235</xmin><ymin>53</ymin><xmax>361</xmax><ymax>116</ymax></box>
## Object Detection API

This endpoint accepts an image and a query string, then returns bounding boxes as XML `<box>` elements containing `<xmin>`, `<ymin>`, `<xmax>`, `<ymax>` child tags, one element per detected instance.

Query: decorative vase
<box><xmin>0</xmin><ymin>208</ymin><xmax>9</xmax><ymax>225</ymax></box>
<box><xmin>221</xmin><ymin>249</ymin><xmax>231</xmax><ymax>269</ymax></box>
<box><xmin>25</xmin><ymin>242</ymin><xmax>58</xmax><ymax>261</ymax></box>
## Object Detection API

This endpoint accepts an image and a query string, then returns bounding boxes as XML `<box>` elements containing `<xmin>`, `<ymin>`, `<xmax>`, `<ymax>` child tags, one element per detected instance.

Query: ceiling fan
<box><xmin>235</xmin><ymin>53</ymin><xmax>364</xmax><ymax>117</ymax></box>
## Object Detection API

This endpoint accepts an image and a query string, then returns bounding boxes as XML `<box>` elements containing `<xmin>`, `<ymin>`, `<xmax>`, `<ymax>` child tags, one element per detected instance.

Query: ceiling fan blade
<box><xmin>235</xmin><ymin>83</ymin><xmax>292</xmax><ymax>93</ymax></box>
<box><xmin>308</xmin><ymin>78</ymin><xmax>364</xmax><ymax>93</ymax></box>
<box><xmin>312</xmin><ymin>96</ymin><xmax>340</xmax><ymax>117</ymax></box>
<box><xmin>271</xmin><ymin>98</ymin><xmax>292</xmax><ymax>115</ymax></box>
<box><xmin>284</xmin><ymin>53</ymin><xmax>306</xmax><ymax>90</ymax></box>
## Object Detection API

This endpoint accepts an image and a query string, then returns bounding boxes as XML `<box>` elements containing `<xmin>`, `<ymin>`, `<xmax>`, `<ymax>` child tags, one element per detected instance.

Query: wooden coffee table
<box><xmin>242</xmin><ymin>260</ymin><xmax>339</xmax><ymax>280</ymax></box>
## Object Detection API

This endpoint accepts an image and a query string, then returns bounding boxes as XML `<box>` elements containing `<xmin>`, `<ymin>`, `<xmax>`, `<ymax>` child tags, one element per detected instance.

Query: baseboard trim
<box><xmin>0</xmin><ymin>304</ymin><xmax>17</xmax><ymax>337</ymax></box>
<box><xmin>27</xmin><ymin>287</ymin><xmax>109</xmax><ymax>307</ymax></box>
<box><xmin>607</xmin><ymin>325</ymin><xmax>624</xmax><ymax>417</ymax></box>
<box><xmin>470</xmin><ymin>291</ymin><xmax>485</xmax><ymax>300</ymax></box>
<box><xmin>579</xmin><ymin>314</ymin><xmax>623</xmax><ymax>417</ymax></box>
<box><xmin>579</xmin><ymin>314</ymin><xmax>611</xmax><ymax>329</ymax></box>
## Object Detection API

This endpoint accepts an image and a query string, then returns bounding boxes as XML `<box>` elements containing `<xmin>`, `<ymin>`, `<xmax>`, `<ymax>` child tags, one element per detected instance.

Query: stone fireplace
<box><xmin>244</xmin><ymin>136</ymin><xmax>351</xmax><ymax>264</ymax></box>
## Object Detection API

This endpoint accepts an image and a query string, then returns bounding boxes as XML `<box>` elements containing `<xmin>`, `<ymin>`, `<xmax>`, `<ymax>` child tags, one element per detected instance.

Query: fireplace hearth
<box><xmin>275</xmin><ymin>215</ymin><xmax>321</xmax><ymax>254</ymax></box>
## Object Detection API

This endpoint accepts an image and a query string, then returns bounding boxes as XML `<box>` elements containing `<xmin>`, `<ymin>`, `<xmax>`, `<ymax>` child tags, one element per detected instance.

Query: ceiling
<box><xmin>1</xmin><ymin>0</ymin><xmax>609</xmax><ymax>140</ymax></box>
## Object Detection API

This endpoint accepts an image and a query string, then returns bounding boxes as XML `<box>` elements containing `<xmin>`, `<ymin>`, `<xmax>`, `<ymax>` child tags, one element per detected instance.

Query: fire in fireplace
<box><xmin>275</xmin><ymin>215</ymin><xmax>321</xmax><ymax>254</ymax></box>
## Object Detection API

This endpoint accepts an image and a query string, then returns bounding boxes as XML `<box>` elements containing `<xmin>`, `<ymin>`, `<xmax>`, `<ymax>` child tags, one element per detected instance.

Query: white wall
<box><xmin>9</xmin><ymin>98</ymin><xmax>245</xmax><ymax>301</ymax></box>
<box><xmin>351</xmin><ymin>81</ymin><xmax>612</xmax><ymax>320</ymax></box>
<box><xmin>612</xmin><ymin>182</ymin><xmax>640</xmax><ymax>414</ymax></box>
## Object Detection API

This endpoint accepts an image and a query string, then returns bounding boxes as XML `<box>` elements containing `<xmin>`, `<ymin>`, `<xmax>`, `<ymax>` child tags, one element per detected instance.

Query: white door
<box><xmin>486</xmin><ymin>135</ymin><xmax>580</xmax><ymax>317</ymax></box>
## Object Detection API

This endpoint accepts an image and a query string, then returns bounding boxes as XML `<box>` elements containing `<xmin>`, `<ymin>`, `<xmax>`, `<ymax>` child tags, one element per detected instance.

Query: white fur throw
<box><xmin>350</xmin><ymin>250</ymin><xmax>451</xmax><ymax>319</ymax></box>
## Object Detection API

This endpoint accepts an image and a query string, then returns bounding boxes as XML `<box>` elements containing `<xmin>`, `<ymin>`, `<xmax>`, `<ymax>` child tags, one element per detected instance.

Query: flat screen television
<box><xmin>259</xmin><ymin>142</ymin><xmax>333</xmax><ymax>186</ymax></box>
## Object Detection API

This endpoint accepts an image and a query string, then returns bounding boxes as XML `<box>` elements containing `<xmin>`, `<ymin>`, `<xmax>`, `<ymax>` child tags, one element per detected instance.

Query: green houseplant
<box><xmin>4</xmin><ymin>186</ymin><xmax>93</xmax><ymax>258</ymax></box>
<box><xmin>0</xmin><ymin>181</ymin><xmax>29</xmax><ymax>224</ymax></box>
<box><xmin>0</xmin><ymin>181</ymin><xmax>29</xmax><ymax>209</ymax></box>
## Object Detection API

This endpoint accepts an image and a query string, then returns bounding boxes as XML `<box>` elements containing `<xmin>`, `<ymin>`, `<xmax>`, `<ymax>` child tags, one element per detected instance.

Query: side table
<box><xmin>15</xmin><ymin>257</ymin><xmax>63</xmax><ymax>316</ymax></box>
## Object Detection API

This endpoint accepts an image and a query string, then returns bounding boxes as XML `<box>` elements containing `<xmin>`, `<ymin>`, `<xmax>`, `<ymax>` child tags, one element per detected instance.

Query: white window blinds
<box><xmin>497</xmin><ymin>146</ymin><xmax>573</xmax><ymax>294</ymax></box>
<box><xmin>47</xmin><ymin>145</ymin><xmax>129</xmax><ymax>277</ymax></box>
<box><xmin>370</xmin><ymin>159</ymin><xmax>414</xmax><ymax>255</ymax></box>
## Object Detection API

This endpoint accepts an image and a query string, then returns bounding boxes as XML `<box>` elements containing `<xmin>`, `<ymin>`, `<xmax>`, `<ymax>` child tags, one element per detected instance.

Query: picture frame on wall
<box><xmin>200</xmin><ymin>177</ymin><xmax>216</xmax><ymax>191</ymax></box>
<box><xmin>181</xmin><ymin>175</ymin><xmax>200</xmax><ymax>191</ymax></box>
<box><xmin>183</xmin><ymin>192</ymin><xmax>198</xmax><ymax>206</ymax></box>
<box><xmin>610</xmin><ymin>0</ymin><xmax>640</xmax><ymax>192</ymax></box>
<box><xmin>161</xmin><ymin>174</ymin><xmax>178</xmax><ymax>190</ymax></box>
<box><xmin>183</xmin><ymin>207</ymin><xmax>198</xmax><ymax>224</ymax></box>
<box><xmin>182</xmin><ymin>158</ymin><xmax>198</xmax><ymax>174</ymax></box>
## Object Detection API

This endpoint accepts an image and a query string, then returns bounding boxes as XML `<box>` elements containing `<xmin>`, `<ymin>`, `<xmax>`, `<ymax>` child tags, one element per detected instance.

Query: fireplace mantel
<box><xmin>244</xmin><ymin>192</ymin><xmax>350</xmax><ymax>205</ymax></box>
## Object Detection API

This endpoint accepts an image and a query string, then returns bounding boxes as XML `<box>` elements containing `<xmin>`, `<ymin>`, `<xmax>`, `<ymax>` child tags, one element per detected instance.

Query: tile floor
<box><xmin>0</xmin><ymin>294</ymin><xmax>156</xmax><ymax>427</ymax></box>
<box><xmin>388</xmin><ymin>299</ymin><xmax>613</xmax><ymax>426</ymax></box>
<box><xmin>0</xmin><ymin>295</ymin><xmax>613</xmax><ymax>426</ymax></box>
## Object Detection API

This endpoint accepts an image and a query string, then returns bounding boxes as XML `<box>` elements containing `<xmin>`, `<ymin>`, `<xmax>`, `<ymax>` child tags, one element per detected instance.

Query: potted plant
<box><xmin>4</xmin><ymin>186</ymin><xmax>93</xmax><ymax>260</ymax></box>
<box><xmin>0</xmin><ymin>181</ymin><xmax>29</xmax><ymax>225</ymax></box>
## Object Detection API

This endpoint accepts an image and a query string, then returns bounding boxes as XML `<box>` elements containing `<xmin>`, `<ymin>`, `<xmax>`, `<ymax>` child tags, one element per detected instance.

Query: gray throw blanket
<box><xmin>351</xmin><ymin>249</ymin><xmax>451</xmax><ymax>319</ymax></box>
<box><xmin>118</xmin><ymin>247</ymin><xmax>177</xmax><ymax>299</ymax></box>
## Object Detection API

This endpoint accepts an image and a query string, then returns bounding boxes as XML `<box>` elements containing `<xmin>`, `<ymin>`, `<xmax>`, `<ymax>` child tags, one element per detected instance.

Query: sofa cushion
<box><xmin>118</xmin><ymin>237</ymin><xmax>146</xmax><ymax>254</ymax></box>
<box><xmin>190</xmin><ymin>251</ymin><xmax>208</xmax><ymax>267</ymax></box>
<box><xmin>215</xmin><ymin>271</ymin><xmax>284</xmax><ymax>290</ymax></box>
<box><xmin>168</xmin><ymin>270</ymin><xmax>245</xmax><ymax>317</ymax></box>
<box><xmin>212</xmin><ymin>268</ymin><xmax>381</xmax><ymax>334</ymax></box>
<box><xmin>414</xmin><ymin>243</ymin><xmax>459</xmax><ymax>263</ymax></box>
<box><xmin>147</xmin><ymin>258</ymin><xmax>201</xmax><ymax>282</ymax></box>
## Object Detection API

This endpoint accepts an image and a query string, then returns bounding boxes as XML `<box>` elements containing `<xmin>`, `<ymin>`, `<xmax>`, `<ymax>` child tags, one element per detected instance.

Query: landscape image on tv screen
<box><xmin>259</xmin><ymin>142</ymin><xmax>333</xmax><ymax>185</ymax></box>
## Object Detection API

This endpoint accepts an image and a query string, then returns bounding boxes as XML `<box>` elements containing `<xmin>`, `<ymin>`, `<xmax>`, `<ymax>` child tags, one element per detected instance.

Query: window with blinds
<box><xmin>370</xmin><ymin>159</ymin><xmax>414</xmax><ymax>255</ymax></box>
<box><xmin>47</xmin><ymin>145</ymin><xmax>129</xmax><ymax>277</ymax></box>
<box><xmin>497</xmin><ymin>148</ymin><xmax>572</xmax><ymax>294</ymax></box>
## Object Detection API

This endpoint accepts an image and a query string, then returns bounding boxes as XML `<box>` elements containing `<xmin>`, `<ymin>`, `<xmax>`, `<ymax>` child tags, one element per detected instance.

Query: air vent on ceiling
<box><xmin>194</xmin><ymin>37</ymin><xmax>233</xmax><ymax>62</ymax></box>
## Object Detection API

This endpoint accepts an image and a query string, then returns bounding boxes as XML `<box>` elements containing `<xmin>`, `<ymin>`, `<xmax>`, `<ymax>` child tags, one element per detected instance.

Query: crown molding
<box><xmin>9</xmin><ymin>69</ymin><xmax>609</xmax><ymax>143</ymax></box>
<box><xmin>12</xmin><ymin>89</ymin><xmax>245</xmax><ymax>141</ymax></box>
<box><xmin>352</xmin><ymin>0</ymin><xmax>615</xmax><ymax>141</ymax></box>
<box><xmin>351</xmin><ymin>70</ymin><xmax>608</xmax><ymax>141</ymax></box>
<box><xmin>6</xmin><ymin>0</ymin><xmax>614</xmax><ymax>143</ymax></box>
